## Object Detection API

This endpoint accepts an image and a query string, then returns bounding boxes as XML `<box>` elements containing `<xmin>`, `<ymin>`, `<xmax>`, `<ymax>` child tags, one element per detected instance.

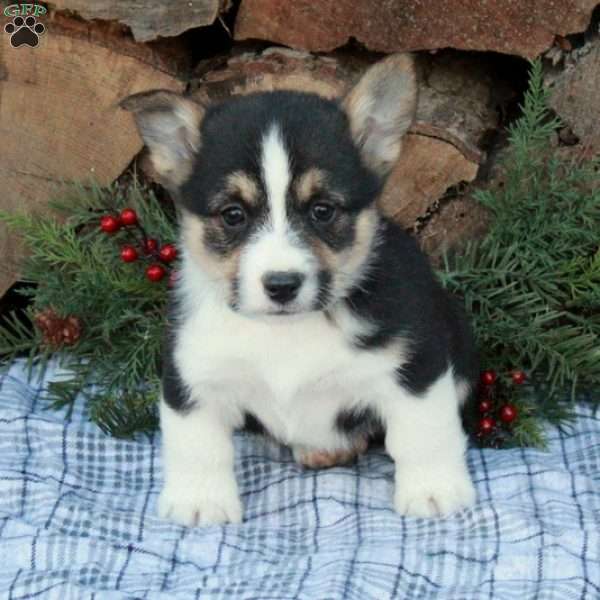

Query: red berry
<box><xmin>478</xmin><ymin>416</ymin><xmax>496</xmax><ymax>435</ymax></box>
<box><xmin>143</xmin><ymin>238</ymin><xmax>159</xmax><ymax>254</ymax></box>
<box><xmin>499</xmin><ymin>404</ymin><xmax>518</xmax><ymax>424</ymax></box>
<box><xmin>100</xmin><ymin>215</ymin><xmax>120</xmax><ymax>233</ymax></box>
<box><xmin>512</xmin><ymin>370</ymin><xmax>527</xmax><ymax>385</ymax></box>
<box><xmin>159</xmin><ymin>243</ymin><xmax>177</xmax><ymax>263</ymax></box>
<box><xmin>119</xmin><ymin>208</ymin><xmax>138</xmax><ymax>227</ymax></box>
<box><xmin>480</xmin><ymin>370</ymin><xmax>497</xmax><ymax>386</ymax></box>
<box><xmin>146</xmin><ymin>263</ymin><xmax>166</xmax><ymax>282</ymax></box>
<box><xmin>120</xmin><ymin>245</ymin><xmax>138</xmax><ymax>263</ymax></box>
<box><xmin>478</xmin><ymin>399</ymin><xmax>493</xmax><ymax>413</ymax></box>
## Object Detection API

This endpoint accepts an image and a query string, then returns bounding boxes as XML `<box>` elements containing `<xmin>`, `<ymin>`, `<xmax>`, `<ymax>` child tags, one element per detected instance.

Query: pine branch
<box><xmin>0</xmin><ymin>179</ymin><xmax>174</xmax><ymax>437</ymax></box>
<box><xmin>441</xmin><ymin>59</ymin><xmax>600</xmax><ymax>447</ymax></box>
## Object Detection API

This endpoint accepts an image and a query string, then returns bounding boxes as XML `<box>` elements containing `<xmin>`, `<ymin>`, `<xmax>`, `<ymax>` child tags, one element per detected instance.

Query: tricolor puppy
<box><xmin>122</xmin><ymin>54</ymin><xmax>478</xmax><ymax>526</ymax></box>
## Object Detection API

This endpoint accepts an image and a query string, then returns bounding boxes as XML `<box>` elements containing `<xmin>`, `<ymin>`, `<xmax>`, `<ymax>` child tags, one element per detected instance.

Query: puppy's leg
<box><xmin>158</xmin><ymin>397</ymin><xmax>242</xmax><ymax>526</ymax></box>
<box><xmin>383</xmin><ymin>369</ymin><xmax>476</xmax><ymax>518</ymax></box>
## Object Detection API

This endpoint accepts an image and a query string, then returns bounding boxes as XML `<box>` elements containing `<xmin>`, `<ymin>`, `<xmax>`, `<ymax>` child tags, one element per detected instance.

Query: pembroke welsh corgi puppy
<box><xmin>122</xmin><ymin>53</ymin><xmax>478</xmax><ymax>526</ymax></box>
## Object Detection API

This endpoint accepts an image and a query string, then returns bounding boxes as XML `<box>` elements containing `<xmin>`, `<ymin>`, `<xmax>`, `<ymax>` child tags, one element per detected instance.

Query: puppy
<box><xmin>121</xmin><ymin>53</ymin><xmax>478</xmax><ymax>526</ymax></box>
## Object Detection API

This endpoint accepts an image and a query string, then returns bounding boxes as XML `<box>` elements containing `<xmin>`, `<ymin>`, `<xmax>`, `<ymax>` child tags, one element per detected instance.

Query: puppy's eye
<box><xmin>221</xmin><ymin>204</ymin><xmax>247</xmax><ymax>229</ymax></box>
<box><xmin>310</xmin><ymin>202</ymin><xmax>336</xmax><ymax>224</ymax></box>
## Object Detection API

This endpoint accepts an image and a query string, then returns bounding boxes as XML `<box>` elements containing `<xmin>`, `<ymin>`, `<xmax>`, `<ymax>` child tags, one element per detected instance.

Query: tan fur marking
<box><xmin>226</xmin><ymin>171</ymin><xmax>259</xmax><ymax>206</ymax></box>
<box><xmin>181</xmin><ymin>210</ymin><xmax>241</xmax><ymax>289</ymax></box>
<box><xmin>296</xmin><ymin>437</ymin><xmax>369</xmax><ymax>469</ymax></box>
<box><xmin>313</xmin><ymin>208</ymin><xmax>380</xmax><ymax>300</ymax></box>
<box><xmin>295</xmin><ymin>168</ymin><xmax>326</xmax><ymax>204</ymax></box>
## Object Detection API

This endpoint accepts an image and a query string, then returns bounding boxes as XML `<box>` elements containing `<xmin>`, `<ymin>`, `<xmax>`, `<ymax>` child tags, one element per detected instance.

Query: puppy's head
<box><xmin>121</xmin><ymin>54</ymin><xmax>417</xmax><ymax>316</ymax></box>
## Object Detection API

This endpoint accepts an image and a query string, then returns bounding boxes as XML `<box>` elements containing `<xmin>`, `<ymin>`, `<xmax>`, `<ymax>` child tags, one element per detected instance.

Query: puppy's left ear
<box><xmin>343</xmin><ymin>53</ymin><xmax>417</xmax><ymax>177</ymax></box>
<box><xmin>120</xmin><ymin>90</ymin><xmax>205</xmax><ymax>189</ymax></box>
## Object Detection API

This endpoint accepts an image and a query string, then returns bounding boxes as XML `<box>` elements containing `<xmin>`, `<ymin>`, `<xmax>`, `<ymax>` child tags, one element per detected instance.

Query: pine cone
<box><xmin>62</xmin><ymin>316</ymin><xmax>82</xmax><ymax>346</ymax></box>
<box><xmin>34</xmin><ymin>308</ymin><xmax>82</xmax><ymax>348</ymax></box>
<box><xmin>34</xmin><ymin>308</ymin><xmax>64</xmax><ymax>348</ymax></box>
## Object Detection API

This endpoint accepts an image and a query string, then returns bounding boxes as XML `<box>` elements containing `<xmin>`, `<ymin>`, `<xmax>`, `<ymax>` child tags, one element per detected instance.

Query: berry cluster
<box><xmin>475</xmin><ymin>369</ymin><xmax>526</xmax><ymax>447</ymax></box>
<box><xmin>100</xmin><ymin>208</ymin><xmax>178</xmax><ymax>285</ymax></box>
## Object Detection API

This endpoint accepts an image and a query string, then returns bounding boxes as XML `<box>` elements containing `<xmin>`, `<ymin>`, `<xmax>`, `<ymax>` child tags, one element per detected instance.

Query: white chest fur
<box><xmin>174</xmin><ymin>280</ymin><xmax>401</xmax><ymax>450</ymax></box>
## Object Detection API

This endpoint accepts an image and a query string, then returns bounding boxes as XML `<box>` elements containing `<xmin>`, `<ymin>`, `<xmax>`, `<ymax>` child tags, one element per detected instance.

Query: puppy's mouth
<box><xmin>269</xmin><ymin>308</ymin><xmax>295</xmax><ymax>316</ymax></box>
<box><xmin>271</xmin><ymin>305</ymin><xmax>322</xmax><ymax>316</ymax></box>
<box><xmin>233</xmin><ymin>300</ymin><xmax>323</xmax><ymax>319</ymax></box>
<box><xmin>249</xmin><ymin>304</ymin><xmax>314</xmax><ymax>317</ymax></box>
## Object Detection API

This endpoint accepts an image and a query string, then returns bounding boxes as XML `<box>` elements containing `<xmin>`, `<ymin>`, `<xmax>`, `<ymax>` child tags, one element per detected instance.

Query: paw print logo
<box><xmin>4</xmin><ymin>15</ymin><xmax>45</xmax><ymax>48</ymax></box>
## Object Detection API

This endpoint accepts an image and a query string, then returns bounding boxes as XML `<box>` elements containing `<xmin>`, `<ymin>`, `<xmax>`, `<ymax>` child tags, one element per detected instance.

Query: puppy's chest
<box><xmin>175</xmin><ymin>305</ymin><xmax>397</xmax><ymax>446</ymax></box>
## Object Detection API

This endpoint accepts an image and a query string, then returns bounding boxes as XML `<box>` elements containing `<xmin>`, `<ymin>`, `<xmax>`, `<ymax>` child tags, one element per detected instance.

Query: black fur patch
<box><xmin>335</xmin><ymin>407</ymin><xmax>384</xmax><ymax>439</ymax></box>
<box><xmin>346</xmin><ymin>218</ymin><xmax>479</xmax><ymax>397</ymax></box>
<box><xmin>242</xmin><ymin>412</ymin><xmax>267</xmax><ymax>435</ymax></box>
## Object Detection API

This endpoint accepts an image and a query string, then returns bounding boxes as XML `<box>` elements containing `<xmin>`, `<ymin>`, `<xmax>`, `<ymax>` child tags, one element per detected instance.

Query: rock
<box><xmin>48</xmin><ymin>0</ymin><xmax>226</xmax><ymax>42</ymax></box>
<box><xmin>235</xmin><ymin>0</ymin><xmax>597</xmax><ymax>59</ymax></box>
<box><xmin>0</xmin><ymin>14</ymin><xmax>184</xmax><ymax>298</ymax></box>
<box><xmin>549</xmin><ymin>40</ymin><xmax>600</xmax><ymax>154</ymax></box>
<box><xmin>187</xmin><ymin>48</ymin><xmax>500</xmax><ymax>254</ymax></box>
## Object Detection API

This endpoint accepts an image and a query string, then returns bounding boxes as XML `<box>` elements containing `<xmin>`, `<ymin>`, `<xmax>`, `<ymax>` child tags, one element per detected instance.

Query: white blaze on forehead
<box><xmin>260</xmin><ymin>123</ymin><xmax>291</xmax><ymax>232</ymax></box>
<box><xmin>237</xmin><ymin>123</ymin><xmax>320</xmax><ymax>314</ymax></box>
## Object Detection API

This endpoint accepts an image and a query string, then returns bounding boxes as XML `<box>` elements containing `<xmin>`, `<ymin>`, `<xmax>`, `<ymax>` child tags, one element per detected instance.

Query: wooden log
<box><xmin>47</xmin><ymin>0</ymin><xmax>225</xmax><ymax>42</ymax></box>
<box><xmin>235</xmin><ymin>0</ymin><xmax>597</xmax><ymax>60</ymax></box>
<box><xmin>549</xmin><ymin>40</ymin><xmax>600</xmax><ymax>155</ymax></box>
<box><xmin>0</xmin><ymin>14</ymin><xmax>184</xmax><ymax>298</ymax></box>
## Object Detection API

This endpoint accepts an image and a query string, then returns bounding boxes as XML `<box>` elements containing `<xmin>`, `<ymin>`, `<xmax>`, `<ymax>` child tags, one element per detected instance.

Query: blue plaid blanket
<box><xmin>0</xmin><ymin>359</ymin><xmax>599</xmax><ymax>599</ymax></box>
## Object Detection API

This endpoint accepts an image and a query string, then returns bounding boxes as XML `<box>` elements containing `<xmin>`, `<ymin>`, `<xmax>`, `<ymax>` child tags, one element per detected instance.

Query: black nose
<box><xmin>262</xmin><ymin>271</ymin><xmax>305</xmax><ymax>304</ymax></box>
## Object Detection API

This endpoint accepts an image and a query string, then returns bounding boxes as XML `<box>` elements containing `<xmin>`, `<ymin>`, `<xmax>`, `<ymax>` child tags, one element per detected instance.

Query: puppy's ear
<box><xmin>120</xmin><ymin>90</ymin><xmax>205</xmax><ymax>189</ymax></box>
<box><xmin>343</xmin><ymin>54</ymin><xmax>417</xmax><ymax>177</ymax></box>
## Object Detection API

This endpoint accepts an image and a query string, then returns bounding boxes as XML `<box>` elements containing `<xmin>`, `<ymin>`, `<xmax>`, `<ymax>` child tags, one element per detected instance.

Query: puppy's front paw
<box><xmin>158</xmin><ymin>479</ymin><xmax>242</xmax><ymax>526</ymax></box>
<box><xmin>394</xmin><ymin>465</ymin><xmax>476</xmax><ymax>518</ymax></box>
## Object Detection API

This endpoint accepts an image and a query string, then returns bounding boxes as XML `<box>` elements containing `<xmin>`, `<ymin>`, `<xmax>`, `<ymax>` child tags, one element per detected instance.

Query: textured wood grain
<box><xmin>550</xmin><ymin>42</ymin><xmax>600</xmax><ymax>154</ymax></box>
<box><xmin>0</xmin><ymin>18</ymin><xmax>183</xmax><ymax>297</ymax></box>
<box><xmin>235</xmin><ymin>0</ymin><xmax>596</xmax><ymax>59</ymax></box>
<box><xmin>48</xmin><ymin>0</ymin><xmax>223</xmax><ymax>42</ymax></box>
<box><xmin>378</xmin><ymin>135</ymin><xmax>479</xmax><ymax>226</ymax></box>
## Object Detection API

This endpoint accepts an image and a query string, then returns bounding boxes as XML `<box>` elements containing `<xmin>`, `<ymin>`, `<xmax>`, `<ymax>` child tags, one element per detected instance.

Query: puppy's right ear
<box><xmin>120</xmin><ymin>90</ymin><xmax>205</xmax><ymax>189</ymax></box>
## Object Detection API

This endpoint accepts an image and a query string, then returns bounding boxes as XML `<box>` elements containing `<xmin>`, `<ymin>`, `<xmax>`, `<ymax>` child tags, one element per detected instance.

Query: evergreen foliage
<box><xmin>0</xmin><ymin>184</ymin><xmax>176</xmax><ymax>436</ymax></box>
<box><xmin>440</xmin><ymin>60</ymin><xmax>599</xmax><ymax>445</ymax></box>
